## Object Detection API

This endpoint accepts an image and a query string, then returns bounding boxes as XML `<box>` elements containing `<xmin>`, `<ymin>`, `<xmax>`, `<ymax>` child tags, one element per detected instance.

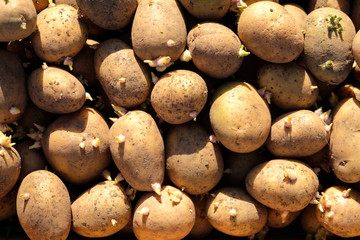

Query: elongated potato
<box><xmin>109</xmin><ymin>110</ymin><xmax>165</xmax><ymax>192</ymax></box>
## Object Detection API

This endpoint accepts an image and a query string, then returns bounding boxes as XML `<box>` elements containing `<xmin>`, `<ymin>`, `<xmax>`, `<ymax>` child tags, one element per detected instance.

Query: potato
<box><xmin>0</xmin><ymin>50</ymin><xmax>27</xmax><ymax>124</ymax></box>
<box><xmin>308</xmin><ymin>0</ymin><xmax>350</xmax><ymax>15</ymax></box>
<box><xmin>0</xmin><ymin>134</ymin><xmax>21</xmax><ymax>199</ymax></box>
<box><xmin>266</xmin><ymin>110</ymin><xmax>329</xmax><ymax>158</ymax></box>
<box><xmin>237</xmin><ymin>1</ymin><xmax>304</xmax><ymax>63</ymax></box>
<box><xmin>76</xmin><ymin>0</ymin><xmax>137</xmax><ymax>30</ymax></box>
<box><xmin>187</xmin><ymin>22</ymin><xmax>244</xmax><ymax>79</ymax></box>
<box><xmin>94</xmin><ymin>38</ymin><xmax>152</xmax><ymax>108</ymax></box>
<box><xmin>267</xmin><ymin>208</ymin><xmax>301</xmax><ymax>228</ymax></box>
<box><xmin>32</xmin><ymin>0</ymin><xmax>48</xmax><ymax>12</ymax></box>
<box><xmin>330</xmin><ymin>97</ymin><xmax>360</xmax><ymax>183</ymax></box>
<box><xmin>27</xmin><ymin>66</ymin><xmax>86</xmax><ymax>114</ymax></box>
<box><xmin>42</xmin><ymin>107</ymin><xmax>112</xmax><ymax>185</ymax></box>
<box><xmin>283</xmin><ymin>3</ymin><xmax>307</xmax><ymax>32</ymax></box>
<box><xmin>31</xmin><ymin>4</ymin><xmax>88</xmax><ymax>63</ymax></box>
<box><xmin>0</xmin><ymin>185</ymin><xmax>17</xmax><ymax>221</ymax></box>
<box><xmin>302</xmin><ymin>146</ymin><xmax>331</xmax><ymax>173</ymax></box>
<box><xmin>55</xmin><ymin>0</ymin><xmax>78</xmax><ymax>9</ymax></box>
<box><xmin>301</xmin><ymin>204</ymin><xmax>332</xmax><ymax>239</ymax></box>
<box><xmin>209</xmin><ymin>81</ymin><xmax>271</xmax><ymax>153</ymax></box>
<box><xmin>303</xmin><ymin>7</ymin><xmax>355</xmax><ymax>85</ymax></box>
<box><xmin>315</xmin><ymin>186</ymin><xmax>360</xmax><ymax>238</ymax></box>
<box><xmin>188</xmin><ymin>195</ymin><xmax>213</xmax><ymax>239</ymax></box>
<box><xmin>151</xmin><ymin>70</ymin><xmax>208</xmax><ymax>124</ymax></box>
<box><xmin>0</xmin><ymin>0</ymin><xmax>37</xmax><ymax>42</ymax></box>
<box><xmin>246</xmin><ymin>159</ymin><xmax>319</xmax><ymax>212</ymax></box>
<box><xmin>165</xmin><ymin>122</ymin><xmax>224</xmax><ymax>195</ymax></box>
<box><xmin>206</xmin><ymin>187</ymin><xmax>268</xmax><ymax>237</ymax></box>
<box><xmin>256</xmin><ymin>62</ymin><xmax>319</xmax><ymax>111</ymax></box>
<box><xmin>178</xmin><ymin>0</ymin><xmax>231</xmax><ymax>20</ymax></box>
<box><xmin>131</xmin><ymin>0</ymin><xmax>187</xmax><ymax>70</ymax></box>
<box><xmin>109</xmin><ymin>110</ymin><xmax>165</xmax><ymax>192</ymax></box>
<box><xmin>133</xmin><ymin>185</ymin><xmax>195</xmax><ymax>240</ymax></box>
<box><xmin>16</xmin><ymin>170</ymin><xmax>71</xmax><ymax>240</ymax></box>
<box><xmin>71</xmin><ymin>180</ymin><xmax>132</xmax><ymax>238</ymax></box>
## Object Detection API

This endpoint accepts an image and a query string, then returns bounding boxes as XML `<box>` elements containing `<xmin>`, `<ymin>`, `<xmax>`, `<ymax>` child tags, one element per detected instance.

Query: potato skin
<box><xmin>151</xmin><ymin>70</ymin><xmax>208</xmax><ymax>124</ymax></box>
<box><xmin>94</xmin><ymin>38</ymin><xmax>152</xmax><ymax>108</ymax></box>
<box><xmin>283</xmin><ymin>3</ymin><xmax>307</xmax><ymax>30</ymax></box>
<box><xmin>316</xmin><ymin>186</ymin><xmax>360</xmax><ymax>238</ymax></box>
<box><xmin>71</xmin><ymin>181</ymin><xmax>132</xmax><ymax>238</ymax></box>
<box><xmin>0</xmin><ymin>146</ymin><xmax>21</xmax><ymax>199</ymax></box>
<box><xmin>308</xmin><ymin>0</ymin><xmax>350</xmax><ymax>15</ymax></box>
<box><xmin>109</xmin><ymin>110</ymin><xmax>165</xmax><ymax>192</ymax></box>
<box><xmin>0</xmin><ymin>185</ymin><xmax>17</xmax><ymax>221</ymax></box>
<box><xmin>187</xmin><ymin>22</ymin><xmax>244</xmax><ymax>79</ymax></box>
<box><xmin>27</xmin><ymin>66</ymin><xmax>86</xmax><ymax>114</ymax></box>
<box><xmin>266</xmin><ymin>110</ymin><xmax>329</xmax><ymax>158</ymax></box>
<box><xmin>165</xmin><ymin>122</ymin><xmax>224</xmax><ymax>195</ymax></box>
<box><xmin>133</xmin><ymin>185</ymin><xmax>195</xmax><ymax>240</ymax></box>
<box><xmin>267</xmin><ymin>208</ymin><xmax>301</xmax><ymax>228</ymax></box>
<box><xmin>210</xmin><ymin>81</ymin><xmax>271</xmax><ymax>153</ymax></box>
<box><xmin>237</xmin><ymin>1</ymin><xmax>304</xmax><ymax>63</ymax></box>
<box><xmin>206</xmin><ymin>187</ymin><xmax>268</xmax><ymax>237</ymax></box>
<box><xmin>178</xmin><ymin>0</ymin><xmax>231</xmax><ymax>20</ymax></box>
<box><xmin>31</xmin><ymin>4</ymin><xmax>88</xmax><ymax>62</ymax></box>
<box><xmin>303</xmin><ymin>7</ymin><xmax>355</xmax><ymax>85</ymax></box>
<box><xmin>0</xmin><ymin>50</ymin><xmax>27</xmax><ymax>124</ymax></box>
<box><xmin>257</xmin><ymin>63</ymin><xmax>318</xmax><ymax>110</ymax></box>
<box><xmin>246</xmin><ymin>159</ymin><xmax>319</xmax><ymax>212</ymax></box>
<box><xmin>16</xmin><ymin>170</ymin><xmax>71</xmax><ymax>240</ymax></box>
<box><xmin>131</xmin><ymin>0</ymin><xmax>187</xmax><ymax>62</ymax></box>
<box><xmin>0</xmin><ymin>0</ymin><xmax>37</xmax><ymax>42</ymax></box>
<box><xmin>41</xmin><ymin>107</ymin><xmax>112</xmax><ymax>185</ymax></box>
<box><xmin>330</xmin><ymin>98</ymin><xmax>360</xmax><ymax>183</ymax></box>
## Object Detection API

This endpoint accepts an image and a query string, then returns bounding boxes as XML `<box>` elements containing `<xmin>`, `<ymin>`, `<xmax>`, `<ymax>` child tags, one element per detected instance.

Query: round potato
<box><xmin>151</xmin><ymin>70</ymin><xmax>208</xmax><ymax>124</ymax></box>
<box><xmin>237</xmin><ymin>1</ymin><xmax>304</xmax><ymax>63</ymax></box>
<box><xmin>27</xmin><ymin>66</ymin><xmax>86</xmax><ymax>114</ymax></box>
<box><xmin>284</xmin><ymin>3</ymin><xmax>307</xmax><ymax>30</ymax></box>
<box><xmin>246</xmin><ymin>159</ymin><xmax>319</xmax><ymax>212</ymax></box>
<box><xmin>209</xmin><ymin>81</ymin><xmax>271</xmax><ymax>153</ymax></box>
<box><xmin>71</xmin><ymin>180</ymin><xmax>132</xmax><ymax>238</ymax></box>
<box><xmin>206</xmin><ymin>187</ymin><xmax>268</xmax><ymax>237</ymax></box>
<box><xmin>31</xmin><ymin>4</ymin><xmax>88</xmax><ymax>62</ymax></box>
<box><xmin>16</xmin><ymin>170</ymin><xmax>71</xmax><ymax>240</ymax></box>
<box><xmin>179</xmin><ymin>0</ymin><xmax>231</xmax><ymax>20</ymax></box>
<box><xmin>133</xmin><ymin>185</ymin><xmax>195</xmax><ymax>240</ymax></box>
<box><xmin>265</xmin><ymin>110</ymin><xmax>329</xmax><ymax>158</ymax></box>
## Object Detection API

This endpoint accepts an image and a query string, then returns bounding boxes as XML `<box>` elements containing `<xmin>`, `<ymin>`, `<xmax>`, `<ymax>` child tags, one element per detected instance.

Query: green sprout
<box><xmin>238</xmin><ymin>44</ymin><xmax>250</xmax><ymax>57</ymax></box>
<box><xmin>4</xmin><ymin>0</ymin><xmax>9</xmax><ymax>4</ymax></box>
<box><xmin>320</xmin><ymin>60</ymin><xmax>334</xmax><ymax>70</ymax></box>
<box><xmin>326</xmin><ymin>15</ymin><xmax>343</xmax><ymax>34</ymax></box>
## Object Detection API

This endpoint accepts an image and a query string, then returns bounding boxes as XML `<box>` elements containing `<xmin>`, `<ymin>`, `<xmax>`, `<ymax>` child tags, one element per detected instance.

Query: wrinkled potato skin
<box><xmin>303</xmin><ymin>7</ymin><xmax>355</xmax><ymax>85</ymax></box>
<box><xmin>133</xmin><ymin>185</ymin><xmax>195</xmax><ymax>240</ymax></box>
<box><xmin>237</xmin><ymin>1</ymin><xmax>304</xmax><ymax>63</ymax></box>
<box><xmin>316</xmin><ymin>186</ymin><xmax>360</xmax><ymax>238</ymax></box>
<box><xmin>246</xmin><ymin>159</ymin><xmax>319</xmax><ymax>211</ymax></box>
<box><xmin>206</xmin><ymin>187</ymin><xmax>268</xmax><ymax>237</ymax></box>
<box><xmin>109</xmin><ymin>110</ymin><xmax>165</xmax><ymax>192</ymax></box>
<box><xmin>187</xmin><ymin>22</ymin><xmax>243</xmax><ymax>79</ymax></box>
<box><xmin>330</xmin><ymin>98</ymin><xmax>360</xmax><ymax>183</ymax></box>
<box><xmin>0</xmin><ymin>0</ymin><xmax>37</xmax><ymax>42</ymax></box>
<box><xmin>94</xmin><ymin>39</ymin><xmax>152</xmax><ymax>108</ymax></box>
<box><xmin>308</xmin><ymin>0</ymin><xmax>350</xmax><ymax>15</ymax></box>
<box><xmin>267</xmin><ymin>208</ymin><xmax>301</xmax><ymax>228</ymax></box>
<box><xmin>165</xmin><ymin>122</ymin><xmax>224</xmax><ymax>195</ymax></box>
<box><xmin>210</xmin><ymin>82</ymin><xmax>271</xmax><ymax>153</ymax></box>
<box><xmin>42</xmin><ymin>107</ymin><xmax>112</xmax><ymax>185</ymax></box>
<box><xmin>71</xmin><ymin>181</ymin><xmax>132</xmax><ymax>238</ymax></box>
<box><xmin>0</xmin><ymin>147</ymin><xmax>21</xmax><ymax>199</ymax></box>
<box><xmin>131</xmin><ymin>0</ymin><xmax>187</xmax><ymax>61</ymax></box>
<box><xmin>31</xmin><ymin>4</ymin><xmax>88</xmax><ymax>62</ymax></box>
<box><xmin>0</xmin><ymin>185</ymin><xmax>17</xmax><ymax>221</ymax></box>
<box><xmin>16</xmin><ymin>170</ymin><xmax>71</xmax><ymax>240</ymax></box>
<box><xmin>76</xmin><ymin>0</ymin><xmax>137</xmax><ymax>30</ymax></box>
<box><xmin>266</xmin><ymin>110</ymin><xmax>329</xmax><ymax>158</ymax></box>
<box><xmin>179</xmin><ymin>0</ymin><xmax>231</xmax><ymax>20</ymax></box>
<box><xmin>0</xmin><ymin>50</ymin><xmax>27</xmax><ymax>123</ymax></box>
<box><xmin>151</xmin><ymin>70</ymin><xmax>208</xmax><ymax>124</ymax></box>
<box><xmin>257</xmin><ymin>63</ymin><xmax>318</xmax><ymax>110</ymax></box>
<box><xmin>27</xmin><ymin>66</ymin><xmax>86</xmax><ymax>114</ymax></box>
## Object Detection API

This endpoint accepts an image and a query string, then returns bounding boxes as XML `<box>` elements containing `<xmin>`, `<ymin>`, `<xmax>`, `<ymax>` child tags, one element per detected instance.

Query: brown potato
<box><xmin>188</xmin><ymin>195</ymin><xmax>213</xmax><ymax>239</ymax></box>
<box><xmin>267</xmin><ymin>208</ymin><xmax>301</xmax><ymax>228</ymax></box>
<box><xmin>27</xmin><ymin>66</ymin><xmax>86</xmax><ymax>114</ymax></box>
<box><xmin>133</xmin><ymin>185</ymin><xmax>195</xmax><ymax>240</ymax></box>
<box><xmin>151</xmin><ymin>69</ymin><xmax>208</xmax><ymax>124</ymax></box>
<box><xmin>266</xmin><ymin>110</ymin><xmax>329</xmax><ymax>158</ymax></box>
<box><xmin>16</xmin><ymin>170</ymin><xmax>71</xmax><ymax>240</ymax></box>
<box><xmin>32</xmin><ymin>0</ymin><xmax>48</xmax><ymax>12</ymax></box>
<box><xmin>71</xmin><ymin>180</ymin><xmax>132</xmax><ymax>238</ymax></box>
<box><xmin>178</xmin><ymin>0</ymin><xmax>231</xmax><ymax>20</ymax></box>
<box><xmin>301</xmin><ymin>204</ymin><xmax>332</xmax><ymax>239</ymax></box>
<box><xmin>308</xmin><ymin>0</ymin><xmax>350</xmax><ymax>15</ymax></box>
<box><xmin>41</xmin><ymin>107</ymin><xmax>112</xmax><ymax>185</ymax></box>
<box><xmin>206</xmin><ymin>187</ymin><xmax>268</xmax><ymax>237</ymax></box>
<box><xmin>283</xmin><ymin>3</ymin><xmax>307</xmax><ymax>30</ymax></box>
<box><xmin>237</xmin><ymin>1</ymin><xmax>304</xmax><ymax>63</ymax></box>
<box><xmin>31</xmin><ymin>4</ymin><xmax>88</xmax><ymax>62</ymax></box>
<box><xmin>246</xmin><ymin>159</ymin><xmax>319</xmax><ymax>211</ymax></box>
<box><xmin>0</xmin><ymin>184</ymin><xmax>17</xmax><ymax>221</ymax></box>
<box><xmin>109</xmin><ymin>110</ymin><xmax>165</xmax><ymax>192</ymax></box>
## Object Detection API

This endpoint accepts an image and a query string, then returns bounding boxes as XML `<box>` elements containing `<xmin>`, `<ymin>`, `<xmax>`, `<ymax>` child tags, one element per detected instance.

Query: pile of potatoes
<box><xmin>2</xmin><ymin>0</ymin><xmax>360</xmax><ymax>239</ymax></box>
